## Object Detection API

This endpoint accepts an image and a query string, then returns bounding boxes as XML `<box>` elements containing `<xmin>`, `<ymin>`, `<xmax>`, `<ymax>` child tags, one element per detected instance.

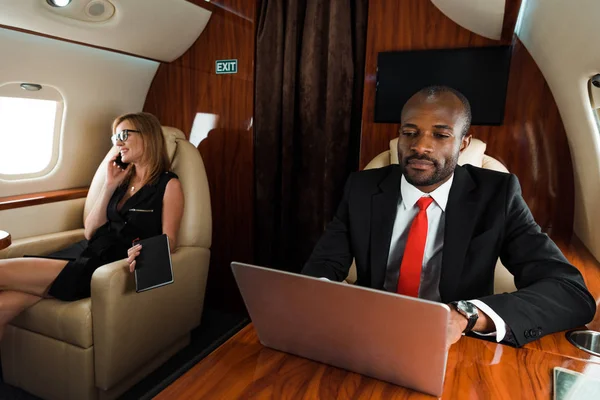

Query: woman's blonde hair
<box><xmin>112</xmin><ymin>112</ymin><xmax>170</xmax><ymax>186</ymax></box>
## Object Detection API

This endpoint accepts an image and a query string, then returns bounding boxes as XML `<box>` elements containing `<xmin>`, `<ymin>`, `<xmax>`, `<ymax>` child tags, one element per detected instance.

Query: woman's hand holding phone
<box><xmin>106</xmin><ymin>153</ymin><xmax>131</xmax><ymax>190</ymax></box>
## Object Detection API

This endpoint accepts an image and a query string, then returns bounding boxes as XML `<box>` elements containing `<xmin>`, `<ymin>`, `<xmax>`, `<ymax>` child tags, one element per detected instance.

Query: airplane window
<box><xmin>0</xmin><ymin>84</ymin><xmax>63</xmax><ymax>178</ymax></box>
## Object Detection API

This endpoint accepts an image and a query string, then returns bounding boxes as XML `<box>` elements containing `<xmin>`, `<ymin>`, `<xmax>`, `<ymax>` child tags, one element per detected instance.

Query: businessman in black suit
<box><xmin>302</xmin><ymin>86</ymin><xmax>596</xmax><ymax>347</ymax></box>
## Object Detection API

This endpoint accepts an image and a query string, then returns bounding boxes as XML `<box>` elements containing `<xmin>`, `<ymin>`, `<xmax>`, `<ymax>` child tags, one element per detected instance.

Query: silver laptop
<box><xmin>231</xmin><ymin>262</ymin><xmax>451</xmax><ymax>397</ymax></box>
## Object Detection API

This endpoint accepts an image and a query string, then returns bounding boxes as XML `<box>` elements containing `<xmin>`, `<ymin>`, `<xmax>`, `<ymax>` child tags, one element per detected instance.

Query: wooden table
<box><xmin>157</xmin><ymin>237</ymin><xmax>600</xmax><ymax>399</ymax></box>
<box><xmin>0</xmin><ymin>230</ymin><xmax>10</xmax><ymax>251</ymax></box>
<box><xmin>156</xmin><ymin>324</ymin><xmax>600</xmax><ymax>399</ymax></box>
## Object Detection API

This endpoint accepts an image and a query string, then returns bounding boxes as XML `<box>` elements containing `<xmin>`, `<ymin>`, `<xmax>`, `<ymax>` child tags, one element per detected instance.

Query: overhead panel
<box><xmin>431</xmin><ymin>0</ymin><xmax>505</xmax><ymax>40</ymax></box>
<box><xmin>0</xmin><ymin>0</ymin><xmax>211</xmax><ymax>62</ymax></box>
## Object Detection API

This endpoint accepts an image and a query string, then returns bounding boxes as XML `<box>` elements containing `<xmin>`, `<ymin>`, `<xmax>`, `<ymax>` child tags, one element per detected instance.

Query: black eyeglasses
<box><xmin>111</xmin><ymin>129</ymin><xmax>140</xmax><ymax>145</ymax></box>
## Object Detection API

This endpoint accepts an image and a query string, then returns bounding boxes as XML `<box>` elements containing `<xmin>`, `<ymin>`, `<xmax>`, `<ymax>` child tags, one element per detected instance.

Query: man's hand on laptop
<box><xmin>447</xmin><ymin>305</ymin><xmax>495</xmax><ymax>348</ymax></box>
<box><xmin>447</xmin><ymin>308</ymin><xmax>469</xmax><ymax>347</ymax></box>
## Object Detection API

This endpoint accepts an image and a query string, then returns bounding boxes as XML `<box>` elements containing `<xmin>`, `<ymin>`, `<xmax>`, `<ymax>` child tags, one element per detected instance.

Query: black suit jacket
<box><xmin>302</xmin><ymin>164</ymin><xmax>596</xmax><ymax>346</ymax></box>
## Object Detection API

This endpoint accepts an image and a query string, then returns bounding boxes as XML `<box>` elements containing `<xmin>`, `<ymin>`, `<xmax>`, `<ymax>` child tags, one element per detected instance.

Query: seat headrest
<box><xmin>389</xmin><ymin>137</ymin><xmax>487</xmax><ymax>167</ymax></box>
<box><xmin>162</xmin><ymin>126</ymin><xmax>187</xmax><ymax>163</ymax></box>
<box><xmin>457</xmin><ymin>138</ymin><xmax>486</xmax><ymax>167</ymax></box>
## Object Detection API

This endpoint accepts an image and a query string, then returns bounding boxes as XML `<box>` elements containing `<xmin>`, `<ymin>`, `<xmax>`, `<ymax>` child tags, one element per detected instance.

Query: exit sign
<box><xmin>216</xmin><ymin>59</ymin><xmax>238</xmax><ymax>74</ymax></box>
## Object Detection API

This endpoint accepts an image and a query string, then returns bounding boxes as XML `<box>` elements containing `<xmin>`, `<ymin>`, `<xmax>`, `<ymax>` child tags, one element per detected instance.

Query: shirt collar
<box><xmin>400</xmin><ymin>173</ymin><xmax>454</xmax><ymax>212</ymax></box>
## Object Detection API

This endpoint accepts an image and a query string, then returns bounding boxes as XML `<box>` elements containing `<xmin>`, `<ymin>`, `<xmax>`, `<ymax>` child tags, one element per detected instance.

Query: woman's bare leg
<box><xmin>0</xmin><ymin>258</ymin><xmax>67</xmax><ymax>297</ymax></box>
<box><xmin>0</xmin><ymin>290</ymin><xmax>42</xmax><ymax>341</ymax></box>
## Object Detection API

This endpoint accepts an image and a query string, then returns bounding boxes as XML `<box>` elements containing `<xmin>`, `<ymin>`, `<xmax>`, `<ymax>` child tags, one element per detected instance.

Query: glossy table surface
<box><xmin>157</xmin><ymin>237</ymin><xmax>600</xmax><ymax>399</ymax></box>
<box><xmin>0</xmin><ymin>230</ymin><xmax>10</xmax><ymax>251</ymax></box>
<box><xmin>156</xmin><ymin>324</ymin><xmax>600</xmax><ymax>400</ymax></box>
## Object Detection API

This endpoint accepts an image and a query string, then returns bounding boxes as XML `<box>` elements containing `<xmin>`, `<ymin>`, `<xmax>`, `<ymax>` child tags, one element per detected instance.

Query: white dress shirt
<box><xmin>384</xmin><ymin>175</ymin><xmax>507</xmax><ymax>341</ymax></box>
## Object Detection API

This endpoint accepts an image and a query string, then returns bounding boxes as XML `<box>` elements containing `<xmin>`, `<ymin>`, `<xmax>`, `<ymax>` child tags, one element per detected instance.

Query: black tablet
<box><xmin>134</xmin><ymin>234</ymin><xmax>174</xmax><ymax>293</ymax></box>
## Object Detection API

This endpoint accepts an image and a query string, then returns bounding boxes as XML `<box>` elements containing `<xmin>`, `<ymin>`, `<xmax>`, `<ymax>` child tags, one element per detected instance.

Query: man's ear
<box><xmin>459</xmin><ymin>134</ymin><xmax>472</xmax><ymax>153</ymax></box>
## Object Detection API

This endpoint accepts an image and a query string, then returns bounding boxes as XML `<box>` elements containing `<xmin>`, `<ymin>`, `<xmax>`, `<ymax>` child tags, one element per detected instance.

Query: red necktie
<box><xmin>397</xmin><ymin>196</ymin><xmax>434</xmax><ymax>297</ymax></box>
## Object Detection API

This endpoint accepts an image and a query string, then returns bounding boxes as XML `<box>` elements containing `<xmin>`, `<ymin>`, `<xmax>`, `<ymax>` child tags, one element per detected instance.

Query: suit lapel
<box><xmin>370</xmin><ymin>166</ymin><xmax>402</xmax><ymax>289</ymax></box>
<box><xmin>440</xmin><ymin>166</ymin><xmax>479</xmax><ymax>302</ymax></box>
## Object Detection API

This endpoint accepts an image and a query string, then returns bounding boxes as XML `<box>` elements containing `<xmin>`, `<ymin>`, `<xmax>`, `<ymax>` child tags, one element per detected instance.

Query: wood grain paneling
<box><xmin>470</xmin><ymin>39</ymin><xmax>573</xmax><ymax>238</ymax></box>
<box><xmin>360</xmin><ymin>0</ymin><xmax>573</xmax><ymax>239</ymax></box>
<box><xmin>0</xmin><ymin>231</ymin><xmax>10</xmax><ymax>251</ymax></box>
<box><xmin>0</xmin><ymin>188</ymin><xmax>88</xmax><ymax>211</ymax></box>
<box><xmin>502</xmin><ymin>0</ymin><xmax>524</xmax><ymax>42</ymax></box>
<box><xmin>144</xmin><ymin>0</ymin><xmax>254</xmax><ymax>311</ymax></box>
<box><xmin>156</xmin><ymin>321</ymin><xmax>600</xmax><ymax>400</ymax></box>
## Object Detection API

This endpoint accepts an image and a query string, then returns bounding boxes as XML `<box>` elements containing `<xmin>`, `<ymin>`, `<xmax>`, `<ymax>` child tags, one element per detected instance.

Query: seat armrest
<box><xmin>0</xmin><ymin>229</ymin><xmax>85</xmax><ymax>259</ymax></box>
<box><xmin>91</xmin><ymin>246</ymin><xmax>210</xmax><ymax>389</ymax></box>
<box><xmin>346</xmin><ymin>260</ymin><xmax>358</xmax><ymax>284</ymax></box>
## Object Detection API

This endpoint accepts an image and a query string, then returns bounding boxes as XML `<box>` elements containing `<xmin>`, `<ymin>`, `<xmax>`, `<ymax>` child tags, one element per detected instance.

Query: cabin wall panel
<box><xmin>0</xmin><ymin>28</ymin><xmax>158</xmax><ymax>198</ymax></box>
<box><xmin>517</xmin><ymin>0</ymin><xmax>600</xmax><ymax>261</ymax></box>
<box><xmin>144</xmin><ymin>0</ymin><xmax>254</xmax><ymax>311</ymax></box>
<box><xmin>0</xmin><ymin>199</ymin><xmax>85</xmax><ymax>240</ymax></box>
<box><xmin>360</xmin><ymin>0</ymin><xmax>573</xmax><ymax>239</ymax></box>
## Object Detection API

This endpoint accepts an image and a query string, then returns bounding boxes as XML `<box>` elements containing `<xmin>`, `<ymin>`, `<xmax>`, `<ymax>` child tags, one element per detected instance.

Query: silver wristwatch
<box><xmin>451</xmin><ymin>300</ymin><xmax>479</xmax><ymax>333</ymax></box>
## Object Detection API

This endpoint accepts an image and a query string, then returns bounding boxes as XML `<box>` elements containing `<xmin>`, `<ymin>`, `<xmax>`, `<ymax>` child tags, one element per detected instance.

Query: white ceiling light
<box><xmin>43</xmin><ymin>0</ymin><xmax>116</xmax><ymax>23</ymax></box>
<box><xmin>20</xmin><ymin>83</ymin><xmax>43</xmax><ymax>91</ymax></box>
<box><xmin>47</xmin><ymin>0</ymin><xmax>72</xmax><ymax>7</ymax></box>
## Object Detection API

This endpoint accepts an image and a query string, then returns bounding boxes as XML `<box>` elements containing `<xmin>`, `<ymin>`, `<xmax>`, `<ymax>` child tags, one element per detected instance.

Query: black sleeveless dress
<box><xmin>45</xmin><ymin>171</ymin><xmax>178</xmax><ymax>301</ymax></box>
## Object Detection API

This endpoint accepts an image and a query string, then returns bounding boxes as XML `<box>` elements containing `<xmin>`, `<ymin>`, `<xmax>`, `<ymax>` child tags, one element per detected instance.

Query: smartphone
<box><xmin>115</xmin><ymin>153</ymin><xmax>130</xmax><ymax>170</ymax></box>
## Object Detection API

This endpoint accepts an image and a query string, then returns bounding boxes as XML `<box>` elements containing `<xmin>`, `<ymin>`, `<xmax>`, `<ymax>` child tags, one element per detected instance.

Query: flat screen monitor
<box><xmin>374</xmin><ymin>46</ymin><xmax>512</xmax><ymax>125</ymax></box>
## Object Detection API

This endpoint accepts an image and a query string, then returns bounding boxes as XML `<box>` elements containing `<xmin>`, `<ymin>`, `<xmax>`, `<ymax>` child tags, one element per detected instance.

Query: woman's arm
<box><xmin>161</xmin><ymin>178</ymin><xmax>185</xmax><ymax>252</ymax></box>
<box><xmin>84</xmin><ymin>155</ymin><xmax>130</xmax><ymax>240</ymax></box>
<box><xmin>84</xmin><ymin>183</ymin><xmax>114</xmax><ymax>240</ymax></box>
<box><xmin>127</xmin><ymin>177</ymin><xmax>184</xmax><ymax>272</ymax></box>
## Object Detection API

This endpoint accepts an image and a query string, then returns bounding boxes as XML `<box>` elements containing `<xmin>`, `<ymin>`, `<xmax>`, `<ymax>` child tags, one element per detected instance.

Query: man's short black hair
<box><xmin>405</xmin><ymin>85</ymin><xmax>472</xmax><ymax>137</ymax></box>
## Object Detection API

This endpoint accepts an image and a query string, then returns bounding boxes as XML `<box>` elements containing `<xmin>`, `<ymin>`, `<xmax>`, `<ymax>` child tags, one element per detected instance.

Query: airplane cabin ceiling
<box><xmin>431</xmin><ymin>0</ymin><xmax>505</xmax><ymax>40</ymax></box>
<box><xmin>0</xmin><ymin>0</ymin><xmax>211</xmax><ymax>62</ymax></box>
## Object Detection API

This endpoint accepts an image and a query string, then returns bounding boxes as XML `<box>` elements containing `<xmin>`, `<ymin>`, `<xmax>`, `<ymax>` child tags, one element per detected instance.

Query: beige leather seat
<box><xmin>0</xmin><ymin>127</ymin><xmax>212</xmax><ymax>400</ymax></box>
<box><xmin>346</xmin><ymin>137</ymin><xmax>517</xmax><ymax>294</ymax></box>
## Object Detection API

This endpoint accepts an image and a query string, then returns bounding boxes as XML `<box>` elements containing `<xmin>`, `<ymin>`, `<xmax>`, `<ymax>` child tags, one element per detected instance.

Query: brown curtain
<box><xmin>254</xmin><ymin>0</ymin><xmax>368</xmax><ymax>271</ymax></box>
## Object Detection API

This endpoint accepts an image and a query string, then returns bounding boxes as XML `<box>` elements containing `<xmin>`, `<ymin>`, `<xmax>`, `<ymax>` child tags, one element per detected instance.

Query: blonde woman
<box><xmin>0</xmin><ymin>112</ymin><xmax>184</xmax><ymax>340</ymax></box>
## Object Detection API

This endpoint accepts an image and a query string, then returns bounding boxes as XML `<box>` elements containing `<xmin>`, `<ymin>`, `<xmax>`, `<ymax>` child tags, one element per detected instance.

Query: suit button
<box><xmin>530</xmin><ymin>329</ymin><xmax>537</xmax><ymax>338</ymax></box>
<box><xmin>524</xmin><ymin>331</ymin><xmax>530</xmax><ymax>338</ymax></box>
